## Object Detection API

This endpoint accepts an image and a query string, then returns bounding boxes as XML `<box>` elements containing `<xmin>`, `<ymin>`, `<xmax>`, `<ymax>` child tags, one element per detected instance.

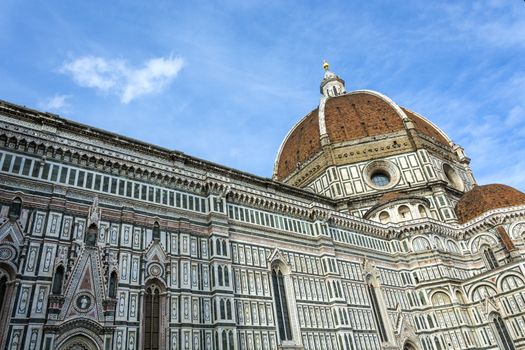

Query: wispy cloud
<box><xmin>38</xmin><ymin>94</ymin><xmax>71</xmax><ymax>112</ymax></box>
<box><xmin>60</xmin><ymin>55</ymin><xmax>184</xmax><ymax>103</ymax></box>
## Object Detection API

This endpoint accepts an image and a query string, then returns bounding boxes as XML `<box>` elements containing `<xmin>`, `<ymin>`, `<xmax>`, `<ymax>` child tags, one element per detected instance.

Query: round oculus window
<box><xmin>363</xmin><ymin>160</ymin><xmax>400</xmax><ymax>189</ymax></box>
<box><xmin>371</xmin><ymin>171</ymin><xmax>390</xmax><ymax>187</ymax></box>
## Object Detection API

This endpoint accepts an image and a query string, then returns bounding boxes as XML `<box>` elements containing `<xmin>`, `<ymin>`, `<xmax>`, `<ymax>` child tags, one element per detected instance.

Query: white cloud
<box><xmin>39</xmin><ymin>94</ymin><xmax>71</xmax><ymax>112</ymax></box>
<box><xmin>60</xmin><ymin>55</ymin><xmax>184</xmax><ymax>103</ymax></box>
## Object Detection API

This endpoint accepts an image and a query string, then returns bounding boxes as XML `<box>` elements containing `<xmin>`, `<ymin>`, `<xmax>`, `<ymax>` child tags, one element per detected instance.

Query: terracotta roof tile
<box><xmin>455</xmin><ymin>184</ymin><xmax>525</xmax><ymax>223</ymax></box>
<box><xmin>276</xmin><ymin>109</ymin><xmax>321</xmax><ymax>180</ymax></box>
<box><xmin>402</xmin><ymin>107</ymin><xmax>449</xmax><ymax>146</ymax></box>
<box><xmin>325</xmin><ymin>94</ymin><xmax>405</xmax><ymax>143</ymax></box>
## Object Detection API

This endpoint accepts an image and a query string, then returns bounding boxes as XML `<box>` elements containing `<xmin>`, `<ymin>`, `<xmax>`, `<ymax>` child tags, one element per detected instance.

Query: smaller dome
<box><xmin>455</xmin><ymin>184</ymin><xmax>525</xmax><ymax>223</ymax></box>
<box><xmin>376</xmin><ymin>191</ymin><xmax>409</xmax><ymax>206</ymax></box>
<box><xmin>364</xmin><ymin>191</ymin><xmax>430</xmax><ymax>220</ymax></box>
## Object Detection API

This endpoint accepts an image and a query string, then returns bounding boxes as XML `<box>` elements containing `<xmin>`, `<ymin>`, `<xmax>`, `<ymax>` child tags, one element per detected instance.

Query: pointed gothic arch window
<box><xmin>216</xmin><ymin>239</ymin><xmax>222</xmax><ymax>256</ymax></box>
<box><xmin>222</xmin><ymin>330</ymin><xmax>228</xmax><ymax>350</ymax></box>
<box><xmin>152</xmin><ymin>222</ymin><xmax>160</xmax><ymax>241</ymax></box>
<box><xmin>492</xmin><ymin>314</ymin><xmax>515</xmax><ymax>350</ymax></box>
<box><xmin>272</xmin><ymin>265</ymin><xmax>292</xmax><ymax>341</ymax></box>
<box><xmin>218</xmin><ymin>266</ymin><xmax>223</xmax><ymax>286</ymax></box>
<box><xmin>367</xmin><ymin>276</ymin><xmax>388</xmax><ymax>342</ymax></box>
<box><xmin>481</xmin><ymin>245</ymin><xmax>499</xmax><ymax>270</ymax></box>
<box><xmin>434</xmin><ymin>336</ymin><xmax>443</xmax><ymax>350</ymax></box>
<box><xmin>52</xmin><ymin>265</ymin><xmax>65</xmax><ymax>295</ymax></box>
<box><xmin>144</xmin><ymin>284</ymin><xmax>160</xmax><ymax>350</ymax></box>
<box><xmin>222</xmin><ymin>240</ymin><xmax>227</xmax><ymax>256</ymax></box>
<box><xmin>427</xmin><ymin>314</ymin><xmax>435</xmax><ymax>328</ymax></box>
<box><xmin>108</xmin><ymin>271</ymin><xmax>118</xmax><ymax>299</ymax></box>
<box><xmin>220</xmin><ymin>299</ymin><xmax>226</xmax><ymax>319</ymax></box>
<box><xmin>455</xmin><ymin>290</ymin><xmax>466</xmax><ymax>304</ymax></box>
<box><xmin>8</xmin><ymin>197</ymin><xmax>22</xmax><ymax>221</ymax></box>
<box><xmin>85</xmin><ymin>223</ymin><xmax>98</xmax><ymax>246</ymax></box>
<box><xmin>224</xmin><ymin>266</ymin><xmax>229</xmax><ymax>287</ymax></box>
<box><xmin>226</xmin><ymin>299</ymin><xmax>232</xmax><ymax>320</ymax></box>
<box><xmin>228</xmin><ymin>330</ymin><xmax>234</xmax><ymax>350</ymax></box>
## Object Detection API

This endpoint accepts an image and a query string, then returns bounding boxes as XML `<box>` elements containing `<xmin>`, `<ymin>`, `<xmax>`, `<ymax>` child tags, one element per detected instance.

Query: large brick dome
<box><xmin>274</xmin><ymin>90</ymin><xmax>451</xmax><ymax>181</ymax></box>
<box><xmin>455</xmin><ymin>184</ymin><xmax>525</xmax><ymax>223</ymax></box>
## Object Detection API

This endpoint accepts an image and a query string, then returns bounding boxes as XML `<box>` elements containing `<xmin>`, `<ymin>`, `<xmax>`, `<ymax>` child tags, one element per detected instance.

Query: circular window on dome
<box><xmin>371</xmin><ymin>171</ymin><xmax>390</xmax><ymax>187</ymax></box>
<box><xmin>363</xmin><ymin>160</ymin><xmax>400</xmax><ymax>190</ymax></box>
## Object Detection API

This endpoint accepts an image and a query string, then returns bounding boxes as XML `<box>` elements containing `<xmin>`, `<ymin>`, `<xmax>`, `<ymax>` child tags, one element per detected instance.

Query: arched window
<box><xmin>218</xmin><ymin>266</ymin><xmax>223</xmax><ymax>286</ymax></box>
<box><xmin>215</xmin><ymin>331</ymin><xmax>219</xmax><ymax>350</ymax></box>
<box><xmin>52</xmin><ymin>265</ymin><xmax>64</xmax><ymax>295</ymax></box>
<box><xmin>434</xmin><ymin>336</ymin><xmax>443</xmax><ymax>350</ymax></box>
<box><xmin>228</xmin><ymin>331</ymin><xmax>234</xmax><ymax>350</ymax></box>
<box><xmin>108</xmin><ymin>271</ymin><xmax>118</xmax><ymax>298</ymax></box>
<box><xmin>379</xmin><ymin>211</ymin><xmax>390</xmax><ymax>224</ymax></box>
<box><xmin>418</xmin><ymin>205</ymin><xmax>427</xmax><ymax>218</ymax></box>
<box><xmin>492</xmin><ymin>314</ymin><xmax>515</xmax><ymax>350</ymax></box>
<box><xmin>367</xmin><ymin>278</ymin><xmax>388</xmax><ymax>342</ymax></box>
<box><xmin>431</xmin><ymin>292</ymin><xmax>452</xmax><ymax>306</ymax></box>
<box><xmin>144</xmin><ymin>285</ymin><xmax>160</xmax><ymax>350</ymax></box>
<box><xmin>9</xmin><ymin>197</ymin><xmax>22</xmax><ymax>221</ymax></box>
<box><xmin>427</xmin><ymin>315</ymin><xmax>434</xmax><ymax>328</ymax></box>
<box><xmin>0</xmin><ymin>274</ymin><xmax>7</xmax><ymax>316</ymax></box>
<box><xmin>472</xmin><ymin>285</ymin><xmax>496</xmax><ymax>302</ymax></box>
<box><xmin>226</xmin><ymin>299</ymin><xmax>232</xmax><ymax>320</ymax></box>
<box><xmin>220</xmin><ymin>299</ymin><xmax>226</xmax><ymax>319</ymax></box>
<box><xmin>455</xmin><ymin>290</ymin><xmax>466</xmax><ymax>304</ymax></box>
<box><xmin>152</xmin><ymin>222</ymin><xmax>160</xmax><ymax>241</ymax></box>
<box><xmin>222</xmin><ymin>240</ymin><xmax>227</xmax><ymax>256</ymax></box>
<box><xmin>501</xmin><ymin>275</ymin><xmax>525</xmax><ymax>292</ymax></box>
<box><xmin>216</xmin><ymin>240</ymin><xmax>222</xmax><ymax>256</ymax></box>
<box><xmin>224</xmin><ymin>267</ymin><xmax>229</xmax><ymax>287</ymax></box>
<box><xmin>272</xmin><ymin>266</ymin><xmax>292</xmax><ymax>341</ymax></box>
<box><xmin>434</xmin><ymin>236</ymin><xmax>444</xmax><ymax>250</ymax></box>
<box><xmin>85</xmin><ymin>223</ymin><xmax>98</xmax><ymax>246</ymax></box>
<box><xmin>447</xmin><ymin>240</ymin><xmax>460</xmax><ymax>254</ymax></box>
<box><xmin>481</xmin><ymin>245</ymin><xmax>499</xmax><ymax>270</ymax></box>
<box><xmin>222</xmin><ymin>330</ymin><xmax>227</xmax><ymax>350</ymax></box>
<box><xmin>419</xmin><ymin>291</ymin><xmax>426</xmax><ymax>305</ymax></box>
<box><xmin>398</xmin><ymin>206</ymin><xmax>412</xmax><ymax>220</ymax></box>
<box><xmin>412</xmin><ymin>237</ymin><xmax>431</xmax><ymax>251</ymax></box>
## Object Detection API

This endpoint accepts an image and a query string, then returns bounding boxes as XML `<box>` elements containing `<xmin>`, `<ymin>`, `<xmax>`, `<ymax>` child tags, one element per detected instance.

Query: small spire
<box><xmin>323</xmin><ymin>60</ymin><xmax>330</xmax><ymax>71</ymax></box>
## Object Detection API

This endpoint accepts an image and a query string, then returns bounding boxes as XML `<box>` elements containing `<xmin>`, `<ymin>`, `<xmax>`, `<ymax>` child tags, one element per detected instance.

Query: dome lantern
<box><xmin>320</xmin><ymin>60</ymin><xmax>345</xmax><ymax>97</ymax></box>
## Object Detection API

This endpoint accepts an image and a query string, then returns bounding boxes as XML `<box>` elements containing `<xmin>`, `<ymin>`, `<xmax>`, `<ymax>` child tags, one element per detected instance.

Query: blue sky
<box><xmin>1</xmin><ymin>1</ymin><xmax>524</xmax><ymax>190</ymax></box>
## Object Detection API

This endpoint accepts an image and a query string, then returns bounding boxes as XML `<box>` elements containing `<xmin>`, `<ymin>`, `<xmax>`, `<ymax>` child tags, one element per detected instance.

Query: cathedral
<box><xmin>1</xmin><ymin>62</ymin><xmax>525</xmax><ymax>350</ymax></box>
